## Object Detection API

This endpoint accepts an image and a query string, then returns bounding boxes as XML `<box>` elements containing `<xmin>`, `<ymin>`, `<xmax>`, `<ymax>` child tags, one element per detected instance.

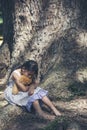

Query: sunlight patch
<box><xmin>76</xmin><ymin>32</ymin><xmax>87</xmax><ymax>47</ymax></box>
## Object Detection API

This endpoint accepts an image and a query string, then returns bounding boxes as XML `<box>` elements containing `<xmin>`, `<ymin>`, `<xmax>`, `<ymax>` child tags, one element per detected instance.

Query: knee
<box><xmin>33</xmin><ymin>100</ymin><xmax>38</xmax><ymax>105</ymax></box>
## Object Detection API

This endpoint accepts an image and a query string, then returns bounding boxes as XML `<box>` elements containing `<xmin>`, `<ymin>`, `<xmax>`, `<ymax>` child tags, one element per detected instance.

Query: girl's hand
<box><xmin>28</xmin><ymin>86</ymin><xmax>34</xmax><ymax>95</ymax></box>
<box><xmin>35</xmin><ymin>78</ymin><xmax>40</xmax><ymax>85</ymax></box>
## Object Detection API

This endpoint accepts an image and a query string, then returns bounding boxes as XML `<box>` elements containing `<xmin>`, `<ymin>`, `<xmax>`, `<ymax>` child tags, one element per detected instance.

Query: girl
<box><xmin>4</xmin><ymin>60</ymin><xmax>61</xmax><ymax>120</ymax></box>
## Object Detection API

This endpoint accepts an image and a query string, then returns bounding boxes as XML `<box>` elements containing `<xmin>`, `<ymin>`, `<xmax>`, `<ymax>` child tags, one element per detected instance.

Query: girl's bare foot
<box><xmin>41</xmin><ymin>96</ymin><xmax>61</xmax><ymax>117</ymax></box>
<box><xmin>55</xmin><ymin>110</ymin><xmax>61</xmax><ymax>116</ymax></box>
<box><xmin>38</xmin><ymin>111</ymin><xmax>56</xmax><ymax>120</ymax></box>
<box><xmin>52</xmin><ymin>108</ymin><xmax>61</xmax><ymax>116</ymax></box>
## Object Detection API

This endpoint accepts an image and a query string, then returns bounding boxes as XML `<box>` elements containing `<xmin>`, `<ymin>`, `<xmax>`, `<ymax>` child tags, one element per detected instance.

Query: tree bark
<box><xmin>0</xmin><ymin>0</ymin><xmax>87</xmax><ymax>104</ymax></box>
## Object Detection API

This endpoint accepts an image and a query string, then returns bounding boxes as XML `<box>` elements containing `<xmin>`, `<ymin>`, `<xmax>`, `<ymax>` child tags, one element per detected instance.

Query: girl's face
<box><xmin>21</xmin><ymin>68</ymin><xmax>34</xmax><ymax>77</ymax></box>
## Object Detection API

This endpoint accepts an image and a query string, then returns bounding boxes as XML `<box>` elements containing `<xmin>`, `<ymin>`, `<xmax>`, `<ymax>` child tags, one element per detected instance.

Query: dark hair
<box><xmin>21</xmin><ymin>60</ymin><xmax>38</xmax><ymax>77</ymax></box>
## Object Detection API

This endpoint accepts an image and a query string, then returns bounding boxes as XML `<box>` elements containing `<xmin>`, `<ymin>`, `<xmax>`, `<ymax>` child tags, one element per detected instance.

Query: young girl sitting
<box><xmin>4</xmin><ymin>60</ymin><xmax>61</xmax><ymax>120</ymax></box>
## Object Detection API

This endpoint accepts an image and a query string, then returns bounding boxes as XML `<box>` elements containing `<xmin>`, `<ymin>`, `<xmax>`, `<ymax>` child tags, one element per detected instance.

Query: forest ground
<box><xmin>1</xmin><ymin>85</ymin><xmax>87</xmax><ymax>130</ymax></box>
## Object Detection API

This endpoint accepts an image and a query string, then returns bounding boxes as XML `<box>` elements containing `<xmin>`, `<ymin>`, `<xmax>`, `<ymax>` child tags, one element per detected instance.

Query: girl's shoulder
<box><xmin>12</xmin><ymin>69</ymin><xmax>21</xmax><ymax>76</ymax></box>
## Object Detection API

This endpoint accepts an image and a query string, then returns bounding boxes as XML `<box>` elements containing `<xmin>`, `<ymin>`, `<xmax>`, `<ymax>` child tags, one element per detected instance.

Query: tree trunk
<box><xmin>0</xmin><ymin>0</ymin><xmax>87</xmax><ymax>102</ymax></box>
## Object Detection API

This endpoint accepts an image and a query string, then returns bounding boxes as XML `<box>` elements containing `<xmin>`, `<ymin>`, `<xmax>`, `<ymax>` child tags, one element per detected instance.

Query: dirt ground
<box><xmin>1</xmin><ymin>78</ymin><xmax>87</xmax><ymax>130</ymax></box>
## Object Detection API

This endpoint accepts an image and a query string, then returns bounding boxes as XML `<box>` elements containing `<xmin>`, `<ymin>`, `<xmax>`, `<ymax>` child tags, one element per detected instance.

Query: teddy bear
<box><xmin>12</xmin><ymin>75</ymin><xmax>32</xmax><ymax>95</ymax></box>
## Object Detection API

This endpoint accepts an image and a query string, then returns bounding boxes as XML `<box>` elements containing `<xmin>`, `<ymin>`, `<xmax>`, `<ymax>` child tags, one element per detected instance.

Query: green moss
<box><xmin>39</xmin><ymin>116</ymin><xmax>70</xmax><ymax>130</ymax></box>
<box><xmin>68</xmin><ymin>82</ymin><xmax>86</xmax><ymax>97</ymax></box>
<box><xmin>39</xmin><ymin>119</ymin><xmax>61</xmax><ymax>130</ymax></box>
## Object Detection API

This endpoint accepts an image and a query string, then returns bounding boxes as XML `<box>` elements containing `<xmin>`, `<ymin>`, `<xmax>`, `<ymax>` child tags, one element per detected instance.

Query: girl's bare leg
<box><xmin>32</xmin><ymin>100</ymin><xmax>55</xmax><ymax>120</ymax></box>
<box><xmin>42</xmin><ymin>96</ymin><xmax>61</xmax><ymax>116</ymax></box>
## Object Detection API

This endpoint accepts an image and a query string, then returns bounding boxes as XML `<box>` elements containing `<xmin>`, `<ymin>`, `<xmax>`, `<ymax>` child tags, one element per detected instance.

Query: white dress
<box><xmin>4</xmin><ymin>70</ymin><xmax>48</xmax><ymax>111</ymax></box>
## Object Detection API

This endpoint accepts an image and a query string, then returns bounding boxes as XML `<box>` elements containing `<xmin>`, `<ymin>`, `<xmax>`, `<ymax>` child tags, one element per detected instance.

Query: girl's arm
<box><xmin>12</xmin><ymin>72</ymin><xmax>29</xmax><ymax>92</ymax></box>
<box><xmin>28</xmin><ymin>78</ymin><xmax>40</xmax><ymax>95</ymax></box>
<box><xmin>28</xmin><ymin>84</ymin><xmax>35</xmax><ymax>95</ymax></box>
